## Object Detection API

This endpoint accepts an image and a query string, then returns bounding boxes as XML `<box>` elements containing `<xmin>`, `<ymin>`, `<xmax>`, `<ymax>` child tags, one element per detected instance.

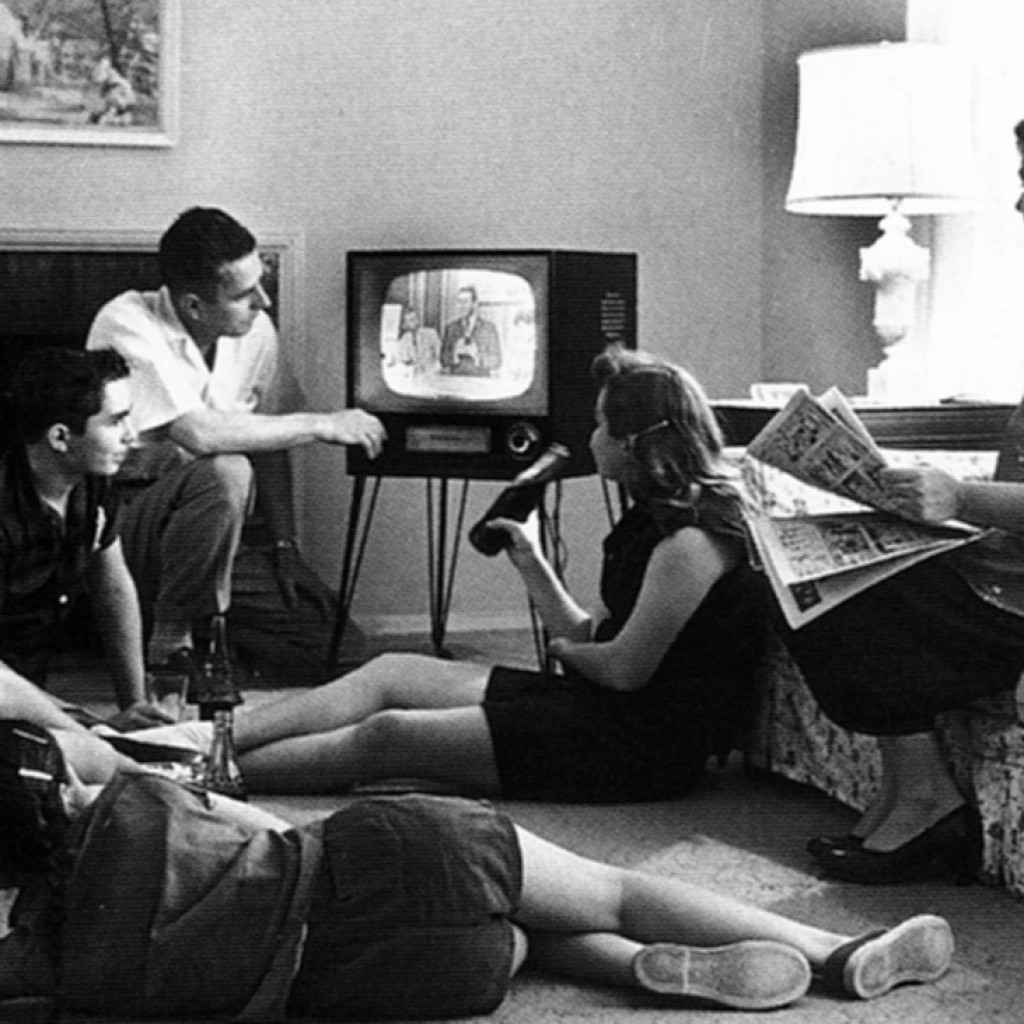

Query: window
<box><xmin>910</xmin><ymin>0</ymin><xmax>1024</xmax><ymax>402</ymax></box>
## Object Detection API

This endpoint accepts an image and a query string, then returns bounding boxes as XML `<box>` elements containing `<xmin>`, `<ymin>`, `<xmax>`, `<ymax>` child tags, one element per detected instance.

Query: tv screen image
<box><xmin>347</xmin><ymin>250</ymin><xmax>637</xmax><ymax>480</ymax></box>
<box><xmin>370</xmin><ymin>268</ymin><xmax>544</xmax><ymax>411</ymax></box>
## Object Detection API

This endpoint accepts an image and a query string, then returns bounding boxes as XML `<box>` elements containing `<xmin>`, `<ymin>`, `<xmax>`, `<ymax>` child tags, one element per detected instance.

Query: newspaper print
<box><xmin>754</xmin><ymin>512</ymin><xmax>973</xmax><ymax>585</ymax></box>
<box><xmin>748</xmin><ymin>514</ymin><xmax>976</xmax><ymax>630</ymax></box>
<box><xmin>744</xmin><ymin>388</ymin><xmax>983</xmax><ymax>628</ymax></box>
<box><xmin>746</xmin><ymin>389</ymin><xmax>903</xmax><ymax>516</ymax></box>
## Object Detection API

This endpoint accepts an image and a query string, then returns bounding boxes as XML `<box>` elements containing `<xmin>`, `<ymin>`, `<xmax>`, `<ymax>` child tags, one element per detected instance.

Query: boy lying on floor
<box><xmin>0</xmin><ymin>702</ymin><xmax>954</xmax><ymax>1019</ymax></box>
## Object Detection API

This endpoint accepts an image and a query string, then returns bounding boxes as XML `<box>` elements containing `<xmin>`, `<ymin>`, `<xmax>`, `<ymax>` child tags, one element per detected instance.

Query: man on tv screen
<box><xmin>440</xmin><ymin>285</ymin><xmax>502</xmax><ymax>377</ymax></box>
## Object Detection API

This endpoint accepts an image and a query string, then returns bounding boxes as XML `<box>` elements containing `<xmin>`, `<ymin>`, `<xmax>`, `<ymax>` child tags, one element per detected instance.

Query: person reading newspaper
<box><xmin>745</xmin><ymin>387</ymin><xmax>980</xmax><ymax>630</ymax></box>
<box><xmin>747</xmin><ymin>118</ymin><xmax>1024</xmax><ymax>885</ymax></box>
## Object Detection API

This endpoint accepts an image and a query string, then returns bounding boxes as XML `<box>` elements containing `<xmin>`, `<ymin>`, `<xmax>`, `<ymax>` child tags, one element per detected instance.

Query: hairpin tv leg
<box><xmin>326</xmin><ymin>475</ymin><xmax>471</xmax><ymax>671</ymax></box>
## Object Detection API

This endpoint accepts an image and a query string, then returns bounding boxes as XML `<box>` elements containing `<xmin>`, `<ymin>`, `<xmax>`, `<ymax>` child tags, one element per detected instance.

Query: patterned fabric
<box><xmin>740</xmin><ymin>448</ymin><xmax>1024</xmax><ymax>899</ymax></box>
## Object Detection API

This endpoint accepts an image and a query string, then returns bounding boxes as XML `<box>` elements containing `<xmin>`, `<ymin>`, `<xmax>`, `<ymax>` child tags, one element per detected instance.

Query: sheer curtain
<box><xmin>909</xmin><ymin>0</ymin><xmax>1024</xmax><ymax>402</ymax></box>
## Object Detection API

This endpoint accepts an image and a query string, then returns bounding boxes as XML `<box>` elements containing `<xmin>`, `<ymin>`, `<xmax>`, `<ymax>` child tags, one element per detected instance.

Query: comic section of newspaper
<box><xmin>745</xmin><ymin>388</ymin><xmax>980</xmax><ymax>629</ymax></box>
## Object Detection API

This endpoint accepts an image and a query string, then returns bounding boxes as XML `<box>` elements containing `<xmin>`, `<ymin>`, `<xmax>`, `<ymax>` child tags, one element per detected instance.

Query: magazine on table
<box><xmin>745</xmin><ymin>387</ymin><xmax>983</xmax><ymax>629</ymax></box>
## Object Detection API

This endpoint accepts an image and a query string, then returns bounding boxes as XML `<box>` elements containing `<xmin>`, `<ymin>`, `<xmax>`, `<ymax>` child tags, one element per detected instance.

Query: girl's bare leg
<box><xmin>861</xmin><ymin>733</ymin><xmax>965</xmax><ymax>851</ymax></box>
<box><xmin>238</xmin><ymin>704</ymin><xmax>503</xmax><ymax>795</ymax></box>
<box><xmin>850</xmin><ymin>760</ymin><xmax>898</xmax><ymax>839</ymax></box>
<box><xmin>233</xmin><ymin>653</ymin><xmax>491</xmax><ymax>752</ymax></box>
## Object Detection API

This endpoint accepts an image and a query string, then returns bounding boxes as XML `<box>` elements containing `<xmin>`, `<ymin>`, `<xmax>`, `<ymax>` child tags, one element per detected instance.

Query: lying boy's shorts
<box><xmin>287</xmin><ymin>793</ymin><xmax>523</xmax><ymax>1020</ymax></box>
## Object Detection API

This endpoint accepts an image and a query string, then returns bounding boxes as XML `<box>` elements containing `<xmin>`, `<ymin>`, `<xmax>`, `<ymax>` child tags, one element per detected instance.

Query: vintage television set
<box><xmin>346</xmin><ymin>249</ymin><xmax>637</xmax><ymax>480</ymax></box>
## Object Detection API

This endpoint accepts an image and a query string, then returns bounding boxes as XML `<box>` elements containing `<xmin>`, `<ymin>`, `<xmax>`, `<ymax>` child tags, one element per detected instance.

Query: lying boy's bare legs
<box><xmin>514</xmin><ymin>826</ymin><xmax>842</xmax><ymax>962</ymax></box>
<box><xmin>512</xmin><ymin>827</ymin><xmax>953</xmax><ymax>1005</ymax></box>
<box><xmin>233</xmin><ymin>653</ymin><xmax>491</xmax><ymax>751</ymax></box>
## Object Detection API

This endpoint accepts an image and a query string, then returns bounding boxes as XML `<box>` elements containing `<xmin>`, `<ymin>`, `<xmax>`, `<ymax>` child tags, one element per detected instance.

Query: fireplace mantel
<box><xmin>0</xmin><ymin>227</ymin><xmax>304</xmax><ymax>380</ymax></box>
<box><xmin>713</xmin><ymin>399</ymin><xmax>1015</xmax><ymax>452</ymax></box>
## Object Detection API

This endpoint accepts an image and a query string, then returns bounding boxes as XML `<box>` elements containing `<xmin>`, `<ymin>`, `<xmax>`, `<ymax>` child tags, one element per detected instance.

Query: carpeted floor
<box><xmin>30</xmin><ymin>631</ymin><xmax>1024</xmax><ymax>1023</ymax></box>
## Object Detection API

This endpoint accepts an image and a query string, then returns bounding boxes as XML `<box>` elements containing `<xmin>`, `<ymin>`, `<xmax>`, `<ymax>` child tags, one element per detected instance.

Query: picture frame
<box><xmin>0</xmin><ymin>0</ymin><xmax>180</xmax><ymax>147</ymax></box>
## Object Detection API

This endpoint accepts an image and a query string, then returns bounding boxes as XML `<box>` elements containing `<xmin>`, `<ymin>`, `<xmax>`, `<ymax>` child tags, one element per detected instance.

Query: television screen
<box><xmin>348</xmin><ymin>250</ymin><xmax>636</xmax><ymax>480</ymax></box>
<box><xmin>360</xmin><ymin>267</ymin><xmax>547</xmax><ymax>416</ymax></box>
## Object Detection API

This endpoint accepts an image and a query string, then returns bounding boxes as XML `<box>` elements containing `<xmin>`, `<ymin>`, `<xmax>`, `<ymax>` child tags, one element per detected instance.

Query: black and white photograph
<box><xmin>3</xmin><ymin>4</ymin><xmax>1024</xmax><ymax>1024</ymax></box>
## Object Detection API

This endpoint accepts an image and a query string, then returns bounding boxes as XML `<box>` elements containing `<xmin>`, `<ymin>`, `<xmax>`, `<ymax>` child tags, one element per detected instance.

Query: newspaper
<box><xmin>745</xmin><ymin>388</ymin><xmax>981</xmax><ymax>629</ymax></box>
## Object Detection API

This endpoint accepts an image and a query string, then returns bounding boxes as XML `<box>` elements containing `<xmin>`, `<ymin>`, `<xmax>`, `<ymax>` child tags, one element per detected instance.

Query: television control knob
<box><xmin>506</xmin><ymin>422</ymin><xmax>542</xmax><ymax>461</ymax></box>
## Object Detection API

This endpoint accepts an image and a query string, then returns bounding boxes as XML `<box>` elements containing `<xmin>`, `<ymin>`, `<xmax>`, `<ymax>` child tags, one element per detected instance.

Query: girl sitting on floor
<box><xmin>192</xmin><ymin>345</ymin><xmax>772</xmax><ymax>801</ymax></box>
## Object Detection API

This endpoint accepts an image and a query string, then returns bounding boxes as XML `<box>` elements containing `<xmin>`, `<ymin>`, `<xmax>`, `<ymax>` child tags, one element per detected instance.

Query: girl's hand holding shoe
<box><xmin>547</xmin><ymin>636</ymin><xmax>571</xmax><ymax>663</ymax></box>
<box><xmin>490</xmin><ymin>512</ymin><xmax>544</xmax><ymax>564</ymax></box>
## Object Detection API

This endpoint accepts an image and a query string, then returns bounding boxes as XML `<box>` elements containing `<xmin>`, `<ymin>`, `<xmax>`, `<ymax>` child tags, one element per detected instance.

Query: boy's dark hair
<box><xmin>6</xmin><ymin>347</ymin><xmax>129</xmax><ymax>444</ymax></box>
<box><xmin>159</xmin><ymin>206</ymin><xmax>257</xmax><ymax>299</ymax></box>
<box><xmin>0</xmin><ymin>719</ymin><xmax>71</xmax><ymax>881</ymax></box>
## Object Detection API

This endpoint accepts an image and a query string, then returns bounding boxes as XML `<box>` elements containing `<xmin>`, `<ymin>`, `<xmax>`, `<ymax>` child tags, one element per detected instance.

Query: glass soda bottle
<box><xmin>202</xmin><ymin>709</ymin><xmax>248</xmax><ymax>801</ymax></box>
<box><xmin>197</xmin><ymin>613</ymin><xmax>243</xmax><ymax>721</ymax></box>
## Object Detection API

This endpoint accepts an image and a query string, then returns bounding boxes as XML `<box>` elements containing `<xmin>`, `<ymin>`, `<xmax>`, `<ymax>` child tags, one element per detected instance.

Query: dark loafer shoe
<box><xmin>820</xmin><ymin>915</ymin><xmax>954</xmax><ymax>999</ymax></box>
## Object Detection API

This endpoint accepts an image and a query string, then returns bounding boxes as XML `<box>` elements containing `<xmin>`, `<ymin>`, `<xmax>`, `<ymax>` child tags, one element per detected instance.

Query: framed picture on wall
<box><xmin>0</xmin><ymin>0</ymin><xmax>180</xmax><ymax>147</ymax></box>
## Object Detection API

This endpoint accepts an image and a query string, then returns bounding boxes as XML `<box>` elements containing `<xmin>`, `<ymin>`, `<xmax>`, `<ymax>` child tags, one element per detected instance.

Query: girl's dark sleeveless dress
<box><xmin>483</xmin><ymin>489</ymin><xmax>768</xmax><ymax>802</ymax></box>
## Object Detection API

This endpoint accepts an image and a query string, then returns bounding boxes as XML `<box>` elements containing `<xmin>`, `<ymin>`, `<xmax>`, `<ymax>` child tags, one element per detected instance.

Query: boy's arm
<box><xmin>86</xmin><ymin>540</ymin><xmax>170</xmax><ymax>729</ymax></box>
<box><xmin>0</xmin><ymin>663</ymin><xmax>128</xmax><ymax>785</ymax></box>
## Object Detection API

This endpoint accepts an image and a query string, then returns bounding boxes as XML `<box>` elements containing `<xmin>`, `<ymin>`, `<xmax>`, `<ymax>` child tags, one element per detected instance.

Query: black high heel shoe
<box><xmin>807</xmin><ymin>833</ymin><xmax>864</xmax><ymax>859</ymax></box>
<box><xmin>813</xmin><ymin>805</ymin><xmax>981</xmax><ymax>885</ymax></box>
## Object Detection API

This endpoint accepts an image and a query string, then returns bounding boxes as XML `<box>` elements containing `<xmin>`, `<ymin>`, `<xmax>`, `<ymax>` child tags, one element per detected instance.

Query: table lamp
<box><xmin>785</xmin><ymin>42</ymin><xmax>976</xmax><ymax>399</ymax></box>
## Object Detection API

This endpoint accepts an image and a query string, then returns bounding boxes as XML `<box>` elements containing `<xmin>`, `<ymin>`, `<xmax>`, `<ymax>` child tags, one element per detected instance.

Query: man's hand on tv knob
<box><xmin>319</xmin><ymin>409</ymin><xmax>387</xmax><ymax>458</ymax></box>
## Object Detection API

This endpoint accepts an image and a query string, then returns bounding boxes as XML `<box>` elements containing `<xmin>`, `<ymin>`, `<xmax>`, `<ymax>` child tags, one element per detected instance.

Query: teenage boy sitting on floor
<box><xmin>0</xmin><ymin>348</ymin><xmax>169</xmax><ymax>732</ymax></box>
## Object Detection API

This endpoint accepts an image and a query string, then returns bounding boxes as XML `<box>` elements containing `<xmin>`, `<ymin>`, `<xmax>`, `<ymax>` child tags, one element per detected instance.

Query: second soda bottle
<box><xmin>197</xmin><ymin>614</ymin><xmax>243</xmax><ymax>720</ymax></box>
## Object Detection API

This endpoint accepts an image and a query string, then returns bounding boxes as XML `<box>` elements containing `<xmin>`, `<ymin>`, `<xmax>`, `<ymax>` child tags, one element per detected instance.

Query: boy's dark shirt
<box><xmin>0</xmin><ymin>445</ymin><xmax>118</xmax><ymax>683</ymax></box>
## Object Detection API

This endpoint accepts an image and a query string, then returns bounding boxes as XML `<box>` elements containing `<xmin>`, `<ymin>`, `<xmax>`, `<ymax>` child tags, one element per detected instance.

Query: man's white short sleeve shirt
<box><xmin>87</xmin><ymin>287</ymin><xmax>289</xmax><ymax>477</ymax></box>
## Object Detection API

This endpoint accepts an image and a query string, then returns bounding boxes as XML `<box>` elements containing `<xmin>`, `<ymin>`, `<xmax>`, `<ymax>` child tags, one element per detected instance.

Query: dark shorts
<box><xmin>287</xmin><ymin>794</ymin><xmax>522</xmax><ymax>1021</ymax></box>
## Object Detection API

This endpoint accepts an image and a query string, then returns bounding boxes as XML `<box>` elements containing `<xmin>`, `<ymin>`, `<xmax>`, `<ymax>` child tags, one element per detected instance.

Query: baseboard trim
<box><xmin>350</xmin><ymin>611</ymin><xmax>533</xmax><ymax>637</ymax></box>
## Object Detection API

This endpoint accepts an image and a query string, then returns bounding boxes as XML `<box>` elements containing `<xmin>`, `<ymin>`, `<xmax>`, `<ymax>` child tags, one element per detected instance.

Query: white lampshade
<box><xmin>786</xmin><ymin>42</ymin><xmax>976</xmax><ymax>217</ymax></box>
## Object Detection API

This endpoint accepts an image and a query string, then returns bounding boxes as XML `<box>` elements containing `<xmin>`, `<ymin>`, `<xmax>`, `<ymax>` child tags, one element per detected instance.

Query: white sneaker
<box><xmin>632</xmin><ymin>940</ymin><xmax>811</xmax><ymax>1009</ymax></box>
